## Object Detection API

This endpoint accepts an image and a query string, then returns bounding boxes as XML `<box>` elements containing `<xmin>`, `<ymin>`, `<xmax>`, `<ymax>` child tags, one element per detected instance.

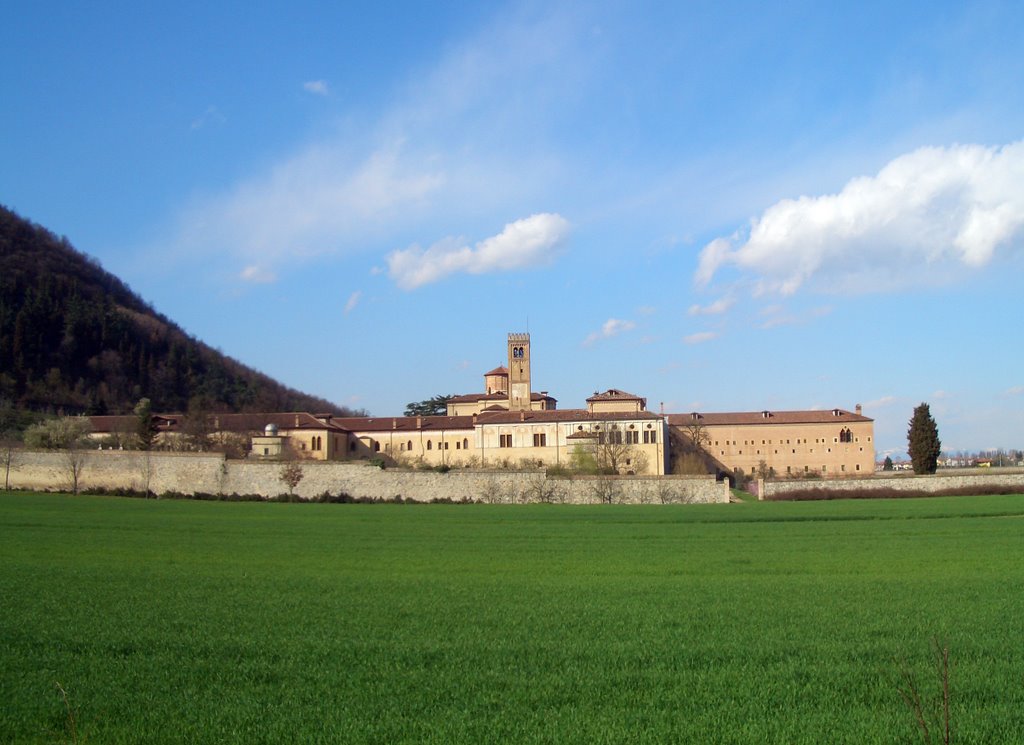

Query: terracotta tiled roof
<box><xmin>88</xmin><ymin>412</ymin><xmax>350</xmax><ymax>434</ymax></box>
<box><xmin>475</xmin><ymin>408</ymin><xmax>661</xmax><ymax>425</ymax></box>
<box><xmin>666</xmin><ymin>409</ymin><xmax>872</xmax><ymax>426</ymax></box>
<box><xmin>88</xmin><ymin>414</ymin><xmax>181</xmax><ymax>433</ymax></box>
<box><xmin>448</xmin><ymin>392</ymin><xmax>509</xmax><ymax>404</ymax></box>
<box><xmin>484</xmin><ymin>366</ymin><xmax>509</xmax><ymax>376</ymax></box>
<box><xmin>329</xmin><ymin>415</ymin><xmax>477</xmax><ymax>432</ymax></box>
<box><xmin>448</xmin><ymin>391</ymin><xmax>557</xmax><ymax>404</ymax></box>
<box><xmin>586</xmin><ymin>388</ymin><xmax>645</xmax><ymax>402</ymax></box>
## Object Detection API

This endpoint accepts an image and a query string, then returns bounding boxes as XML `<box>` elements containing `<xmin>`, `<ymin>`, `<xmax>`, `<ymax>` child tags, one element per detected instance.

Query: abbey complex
<box><xmin>89</xmin><ymin>333</ymin><xmax>875</xmax><ymax>480</ymax></box>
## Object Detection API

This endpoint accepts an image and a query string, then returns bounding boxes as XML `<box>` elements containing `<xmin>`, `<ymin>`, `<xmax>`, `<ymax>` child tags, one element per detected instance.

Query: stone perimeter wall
<box><xmin>760</xmin><ymin>470</ymin><xmax>1024</xmax><ymax>499</ymax></box>
<box><xmin>5</xmin><ymin>450</ymin><xmax>729</xmax><ymax>505</ymax></box>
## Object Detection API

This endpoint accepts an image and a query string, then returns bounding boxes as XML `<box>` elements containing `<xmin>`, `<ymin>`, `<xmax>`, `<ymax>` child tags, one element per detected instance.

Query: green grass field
<box><xmin>2</xmin><ymin>492</ymin><xmax>1024</xmax><ymax>744</ymax></box>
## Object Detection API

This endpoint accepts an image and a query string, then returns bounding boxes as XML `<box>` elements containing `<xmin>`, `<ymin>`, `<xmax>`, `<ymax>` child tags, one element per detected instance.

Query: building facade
<box><xmin>87</xmin><ymin>331</ymin><xmax>875</xmax><ymax>480</ymax></box>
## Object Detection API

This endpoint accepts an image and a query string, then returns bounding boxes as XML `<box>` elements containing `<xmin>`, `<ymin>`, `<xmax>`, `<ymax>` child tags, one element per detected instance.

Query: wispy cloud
<box><xmin>759</xmin><ymin>304</ymin><xmax>832</xmax><ymax>329</ymax></box>
<box><xmin>344</xmin><ymin>290</ymin><xmax>362</xmax><ymax>314</ymax></box>
<box><xmin>683</xmin><ymin>331</ymin><xmax>717</xmax><ymax>344</ymax></box>
<box><xmin>863</xmin><ymin>396</ymin><xmax>897</xmax><ymax>409</ymax></box>
<box><xmin>239</xmin><ymin>265</ymin><xmax>276</xmax><ymax>284</ymax></box>
<box><xmin>155</xmin><ymin>10</ymin><xmax>588</xmax><ymax>273</ymax></box>
<box><xmin>170</xmin><ymin>139</ymin><xmax>445</xmax><ymax>265</ymax></box>
<box><xmin>583</xmin><ymin>318</ymin><xmax>636</xmax><ymax>347</ymax></box>
<box><xmin>190</xmin><ymin>105</ymin><xmax>225</xmax><ymax>131</ymax></box>
<box><xmin>687</xmin><ymin>296</ymin><xmax>733</xmax><ymax>316</ymax></box>
<box><xmin>303</xmin><ymin>80</ymin><xmax>329</xmax><ymax>96</ymax></box>
<box><xmin>1006</xmin><ymin>386</ymin><xmax>1024</xmax><ymax>396</ymax></box>
<box><xmin>696</xmin><ymin>141</ymin><xmax>1024</xmax><ymax>295</ymax></box>
<box><xmin>387</xmin><ymin>212</ymin><xmax>570</xmax><ymax>289</ymax></box>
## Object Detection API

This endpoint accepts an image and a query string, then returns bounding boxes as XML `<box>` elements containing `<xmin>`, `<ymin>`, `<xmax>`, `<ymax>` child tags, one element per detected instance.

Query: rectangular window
<box><xmin>644</xmin><ymin>431</ymin><xmax>657</xmax><ymax>444</ymax></box>
<box><xmin>625</xmin><ymin>431</ymin><xmax>639</xmax><ymax>444</ymax></box>
<box><xmin>500</xmin><ymin>434</ymin><xmax>512</xmax><ymax>448</ymax></box>
<box><xmin>533</xmin><ymin>433</ymin><xmax>546</xmax><ymax>447</ymax></box>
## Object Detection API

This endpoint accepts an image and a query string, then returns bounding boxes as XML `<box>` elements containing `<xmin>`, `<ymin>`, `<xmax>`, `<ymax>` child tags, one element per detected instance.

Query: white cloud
<box><xmin>1006</xmin><ymin>386</ymin><xmax>1024</xmax><ymax>396</ymax></box>
<box><xmin>696</xmin><ymin>141</ymin><xmax>1024</xmax><ymax>295</ymax></box>
<box><xmin>344</xmin><ymin>290</ymin><xmax>362</xmax><ymax>314</ymax></box>
<box><xmin>583</xmin><ymin>318</ymin><xmax>636</xmax><ymax>347</ymax></box>
<box><xmin>687</xmin><ymin>296</ymin><xmax>733</xmax><ymax>316</ymax></box>
<box><xmin>240</xmin><ymin>265</ymin><xmax>276</xmax><ymax>283</ymax></box>
<box><xmin>683</xmin><ymin>331</ymin><xmax>717</xmax><ymax>344</ymax></box>
<box><xmin>303</xmin><ymin>80</ymin><xmax>329</xmax><ymax>96</ymax></box>
<box><xmin>386</xmin><ymin>212</ymin><xmax>570</xmax><ymax>289</ymax></box>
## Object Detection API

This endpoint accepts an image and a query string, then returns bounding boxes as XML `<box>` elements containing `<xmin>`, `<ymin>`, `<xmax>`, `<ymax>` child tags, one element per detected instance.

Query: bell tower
<box><xmin>507</xmin><ymin>332</ymin><xmax>531</xmax><ymax>411</ymax></box>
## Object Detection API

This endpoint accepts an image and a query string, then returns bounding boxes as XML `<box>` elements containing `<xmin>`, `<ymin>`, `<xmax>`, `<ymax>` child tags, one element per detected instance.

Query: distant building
<box><xmin>87</xmin><ymin>331</ymin><xmax>874</xmax><ymax>479</ymax></box>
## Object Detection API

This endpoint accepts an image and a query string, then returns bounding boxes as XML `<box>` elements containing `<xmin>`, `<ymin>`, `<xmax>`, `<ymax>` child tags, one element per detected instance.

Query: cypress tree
<box><xmin>907</xmin><ymin>402</ymin><xmax>941</xmax><ymax>474</ymax></box>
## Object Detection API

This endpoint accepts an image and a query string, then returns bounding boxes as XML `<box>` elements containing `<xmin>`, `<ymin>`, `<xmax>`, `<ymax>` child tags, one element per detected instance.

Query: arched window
<box><xmin>407</xmin><ymin>440</ymin><xmax>412</xmax><ymax>451</ymax></box>
<box><xmin>427</xmin><ymin>441</ymin><xmax>432</xmax><ymax>450</ymax></box>
<box><xmin>373</xmin><ymin>441</ymin><xmax>380</xmax><ymax>452</ymax></box>
<box><xmin>463</xmin><ymin>438</ymin><xmax>469</xmax><ymax>450</ymax></box>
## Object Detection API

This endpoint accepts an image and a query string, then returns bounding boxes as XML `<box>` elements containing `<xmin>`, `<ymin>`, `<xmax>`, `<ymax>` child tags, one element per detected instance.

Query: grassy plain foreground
<box><xmin>2</xmin><ymin>492</ymin><xmax>1024</xmax><ymax>744</ymax></box>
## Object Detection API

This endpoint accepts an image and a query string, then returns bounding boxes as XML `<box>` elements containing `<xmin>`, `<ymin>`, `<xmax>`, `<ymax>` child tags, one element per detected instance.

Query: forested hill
<box><xmin>0</xmin><ymin>205</ymin><xmax>355</xmax><ymax>420</ymax></box>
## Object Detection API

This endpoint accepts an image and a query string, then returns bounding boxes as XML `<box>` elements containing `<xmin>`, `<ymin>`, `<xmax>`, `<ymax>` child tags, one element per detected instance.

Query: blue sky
<box><xmin>3</xmin><ymin>1</ymin><xmax>1023</xmax><ymax>458</ymax></box>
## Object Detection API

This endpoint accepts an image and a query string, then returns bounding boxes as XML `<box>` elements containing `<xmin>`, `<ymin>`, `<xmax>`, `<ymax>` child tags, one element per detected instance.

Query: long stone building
<box><xmin>88</xmin><ymin>332</ymin><xmax>874</xmax><ymax>480</ymax></box>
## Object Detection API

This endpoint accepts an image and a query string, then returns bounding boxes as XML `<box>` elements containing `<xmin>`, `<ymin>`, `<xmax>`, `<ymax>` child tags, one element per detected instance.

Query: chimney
<box><xmin>295</xmin><ymin>414</ymin><xmax>300</xmax><ymax>427</ymax></box>
<box><xmin>392</xmin><ymin>418</ymin><xmax>397</xmax><ymax>429</ymax></box>
<box><xmin>855</xmin><ymin>404</ymin><xmax>862</xmax><ymax>416</ymax></box>
<box><xmin>472</xmin><ymin>413</ymin><xmax>478</xmax><ymax>425</ymax></box>
<box><xmin>520</xmin><ymin>411</ymin><xmax>526</xmax><ymax>422</ymax></box>
<box><xmin>416</xmin><ymin>416</ymin><xmax>422</xmax><ymax>429</ymax></box>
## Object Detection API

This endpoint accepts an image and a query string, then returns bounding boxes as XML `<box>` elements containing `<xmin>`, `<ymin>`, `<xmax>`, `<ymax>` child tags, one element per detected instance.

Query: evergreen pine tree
<box><xmin>907</xmin><ymin>402</ymin><xmax>941</xmax><ymax>474</ymax></box>
<box><xmin>134</xmin><ymin>397</ymin><xmax>158</xmax><ymax>450</ymax></box>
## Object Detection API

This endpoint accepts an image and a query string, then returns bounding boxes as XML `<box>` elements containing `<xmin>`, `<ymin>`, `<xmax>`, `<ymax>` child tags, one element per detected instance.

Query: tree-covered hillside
<box><xmin>0</xmin><ymin>205</ymin><xmax>357</xmax><ymax>422</ymax></box>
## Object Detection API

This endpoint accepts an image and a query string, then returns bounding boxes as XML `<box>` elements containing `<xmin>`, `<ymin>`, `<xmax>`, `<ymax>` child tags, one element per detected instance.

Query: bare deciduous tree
<box><xmin>590</xmin><ymin>477</ymin><xmax>622</xmax><ymax>505</ymax></box>
<box><xmin>24</xmin><ymin>417</ymin><xmax>92</xmax><ymax>494</ymax></box>
<box><xmin>525</xmin><ymin>474</ymin><xmax>565</xmax><ymax>504</ymax></box>
<box><xmin>64</xmin><ymin>447</ymin><xmax>89</xmax><ymax>496</ymax></box>
<box><xmin>1</xmin><ymin>430</ymin><xmax>20</xmax><ymax>491</ymax></box>
<box><xmin>279</xmin><ymin>462</ymin><xmax>304</xmax><ymax>496</ymax></box>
